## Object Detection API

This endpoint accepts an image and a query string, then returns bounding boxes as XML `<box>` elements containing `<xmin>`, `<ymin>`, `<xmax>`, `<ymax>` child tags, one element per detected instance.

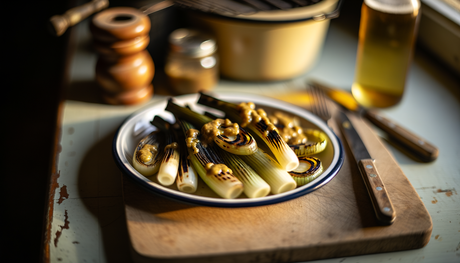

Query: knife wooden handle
<box><xmin>364</xmin><ymin>110</ymin><xmax>439</xmax><ymax>162</ymax></box>
<box><xmin>358</xmin><ymin>159</ymin><xmax>396</xmax><ymax>225</ymax></box>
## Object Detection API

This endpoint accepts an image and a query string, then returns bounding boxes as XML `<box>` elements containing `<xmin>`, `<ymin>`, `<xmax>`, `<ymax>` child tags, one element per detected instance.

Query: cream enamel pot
<box><xmin>185</xmin><ymin>0</ymin><xmax>342</xmax><ymax>81</ymax></box>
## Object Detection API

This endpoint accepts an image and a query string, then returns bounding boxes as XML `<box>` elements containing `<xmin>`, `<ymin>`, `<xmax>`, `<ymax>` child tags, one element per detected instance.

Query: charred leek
<box><xmin>290</xmin><ymin>129</ymin><xmax>328</xmax><ymax>157</ymax></box>
<box><xmin>132</xmin><ymin>131</ymin><xmax>164</xmax><ymax>176</ymax></box>
<box><xmin>268</xmin><ymin>111</ymin><xmax>328</xmax><ymax>157</ymax></box>
<box><xmin>197</xmin><ymin>93</ymin><xmax>299</xmax><ymax>171</ymax></box>
<box><xmin>289</xmin><ymin>157</ymin><xmax>323</xmax><ymax>186</ymax></box>
<box><xmin>151</xmin><ymin>116</ymin><xmax>180</xmax><ymax>186</ymax></box>
<box><xmin>219</xmin><ymin>150</ymin><xmax>271</xmax><ymax>198</ymax></box>
<box><xmin>241</xmin><ymin>149</ymin><xmax>297</xmax><ymax>194</ymax></box>
<box><xmin>178</xmin><ymin>119</ymin><xmax>244</xmax><ymax>199</ymax></box>
<box><xmin>174</xmin><ymin>125</ymin><xmax>198</xmax><ymax>193</ymax></box>
<box><xmin>166</xmin><ymin>99</ymin><xmax>257</xmax><ymax>155</ymax></box>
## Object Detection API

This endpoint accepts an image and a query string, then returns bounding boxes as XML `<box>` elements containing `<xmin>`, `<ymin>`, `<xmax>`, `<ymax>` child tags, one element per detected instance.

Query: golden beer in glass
<box><xmin>352</xmin><ymin>0</ymin><xmax>421</xmax><ymax>108</ymax></box>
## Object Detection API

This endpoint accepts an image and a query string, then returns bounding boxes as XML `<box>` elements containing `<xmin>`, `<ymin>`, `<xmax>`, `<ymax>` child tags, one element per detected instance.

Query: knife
<box><xmin>338</xmin><ymin>111</ymin><xmax>396</xmax><ymax>225</ymax></box>
<box><xmin>309</xmin><ymin>79</ymin><xmax>439</xmax><ymax>162</ymax></box>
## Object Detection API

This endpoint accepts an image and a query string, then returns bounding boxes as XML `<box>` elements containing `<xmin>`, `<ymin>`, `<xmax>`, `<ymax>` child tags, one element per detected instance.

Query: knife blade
<box><xmin>309</xmin><ymin>79</ymin><xmax>439</xmax><ymax>162</ymax></box>
<box><xmin>338</xmin><ymin>111</ymin><xmax>396</xmax><ymax>225</ymax></box>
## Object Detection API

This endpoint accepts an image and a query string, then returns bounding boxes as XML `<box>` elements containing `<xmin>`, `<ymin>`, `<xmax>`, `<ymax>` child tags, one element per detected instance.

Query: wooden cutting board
<box><xmin>122</xmin><ymin>104</ymin><xmax>432</xmax><ymax>263</ymax></box>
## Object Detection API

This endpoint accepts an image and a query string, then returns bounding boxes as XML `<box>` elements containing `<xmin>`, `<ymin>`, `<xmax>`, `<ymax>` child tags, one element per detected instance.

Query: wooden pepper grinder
<box><xmin>90</xmin><ymin>7</ymin><xmax>154</xmax><ymax>105</ymax></box>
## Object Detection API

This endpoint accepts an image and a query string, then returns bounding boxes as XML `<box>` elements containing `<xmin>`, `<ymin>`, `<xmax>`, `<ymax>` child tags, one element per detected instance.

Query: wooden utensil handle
<box><xmin>49</xmin><ymin>0</ymin><xmax>109</xmax><ymax>36</ymax></box>
<box><xmin>364</xmin><ymin>110</ymin><xmax>439</xmax><ymax>162</ymax></box>
<box><xmin>358</xmin><ymin>159</ymin><xmax>396</xmax><ymax>225</ymax></box>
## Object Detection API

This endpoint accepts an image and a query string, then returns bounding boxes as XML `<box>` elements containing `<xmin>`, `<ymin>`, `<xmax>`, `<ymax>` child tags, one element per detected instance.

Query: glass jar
<box><xmin>165</xmin><ymin>28</ymin><xmax>219</xmax><ymax>95</ymax></box>
<box><xmin>352</xmin><ymin>0</ymin><xmax>421</xmax><ymax>108</ymax></box>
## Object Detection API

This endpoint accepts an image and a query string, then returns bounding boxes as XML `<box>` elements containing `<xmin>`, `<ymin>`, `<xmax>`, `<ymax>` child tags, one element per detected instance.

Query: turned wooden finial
<box><xmin>90</xmin><ymin>7</ymin><xmax>154</xmax><ymax>105</ymax></box>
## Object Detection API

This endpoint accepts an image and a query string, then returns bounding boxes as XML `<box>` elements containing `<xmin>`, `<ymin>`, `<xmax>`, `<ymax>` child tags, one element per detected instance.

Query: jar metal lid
<box><xmin>169</xmin><ymin>28</ymin><xmax>217</xmax><ymax>58</ymax></box>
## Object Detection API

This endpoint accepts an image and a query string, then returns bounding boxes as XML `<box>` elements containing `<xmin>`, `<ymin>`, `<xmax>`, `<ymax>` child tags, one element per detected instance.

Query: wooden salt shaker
<box><xmin>90</xmin><ymin>7</ymin><xmax>154</xmax><ymax>105</ymax></box>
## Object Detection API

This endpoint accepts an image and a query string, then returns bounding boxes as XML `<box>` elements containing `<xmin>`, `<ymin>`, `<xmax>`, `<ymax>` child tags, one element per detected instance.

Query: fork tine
<box><xmin>308</xmin><ymin>84</ymin><xmax>331</xmax><ymax>123</ymax></box>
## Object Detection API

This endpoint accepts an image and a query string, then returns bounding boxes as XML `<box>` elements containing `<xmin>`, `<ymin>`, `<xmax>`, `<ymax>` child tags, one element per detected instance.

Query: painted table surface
<box><xmin>48</xmin><ymin>16</ymin><xmax>460</xmax><ymax>263</ymax></box>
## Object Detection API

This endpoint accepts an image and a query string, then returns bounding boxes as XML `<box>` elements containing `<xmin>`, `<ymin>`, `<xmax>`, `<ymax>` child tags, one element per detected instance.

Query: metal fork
<box><xmin>308</xmin><ymin>84</ymin><xmax>332</xmax><ymax>125</ymax></box>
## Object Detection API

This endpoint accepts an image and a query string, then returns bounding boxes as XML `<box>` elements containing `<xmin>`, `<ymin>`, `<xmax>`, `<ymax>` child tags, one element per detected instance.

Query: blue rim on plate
<box><xmin>112</xmin><ymin>92</ymin><xmax>344</xmax><ymax>207</ymax></box>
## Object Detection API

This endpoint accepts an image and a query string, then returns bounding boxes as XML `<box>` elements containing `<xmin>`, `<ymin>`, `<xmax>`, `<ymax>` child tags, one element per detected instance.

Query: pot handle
<box><xmin>312</xmin><ymin>0</ymin><xmax>344</xmax><ymax>21</ymax></box>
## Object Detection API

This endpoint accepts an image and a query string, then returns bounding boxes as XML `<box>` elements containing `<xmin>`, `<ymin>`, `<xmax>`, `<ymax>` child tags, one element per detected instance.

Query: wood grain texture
<box><xmin>122</xmin><ymin>105</ymin><xmax>432</xmax><ymax>263</ymax></box>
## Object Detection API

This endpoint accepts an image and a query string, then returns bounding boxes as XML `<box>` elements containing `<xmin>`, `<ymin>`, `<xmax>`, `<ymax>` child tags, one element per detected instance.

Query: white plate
<box><xmin>113</xmin><ymin>92</ymin><xmax>344</xmax><ymax>207</ymax></box>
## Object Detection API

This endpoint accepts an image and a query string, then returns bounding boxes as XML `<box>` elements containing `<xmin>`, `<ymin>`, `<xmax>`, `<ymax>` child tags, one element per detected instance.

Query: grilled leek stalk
<box><xmin>178</xmin><ymin>119</ymin><xmax>244</xmax><ymax>199</ymax></box>
<box><xmin>165</xmin><ymin>99</ymin><xmax>257</xmax><ymax>155</ymax></box>
<box><xmin>174</xmin><ymin>125</ymin><xmax>198</xmax><ymax>193</ymax></box>
<box><xmin>289</xmin><ymin>157</ymin><xmax>323</xmax><ymax>186</ymax></box>
<box><xmin>151</xmin><ymin>116</ymin><xmax>180</xmax><ymax>186</ymax></box>
<box><xmin>289</xmin><ymin>129</ymin><xmax>328</xmax><ymax>157</ymax></box>
<box><xmin>219</xmin><ymin>150</ymin><xmax>271</xmax><ymax>198</ymax></box>
<box><xmin>132</xmin><ymin>130</ymin><xmax>164</xmax><ymax>176</ymax></box>
<box><xmin>197</xmin><ymin>93</ymin><xmax>299</xmax><ymax>171</ymax></box>
<box><xmin>241</xmin><ymin>149</ymin><xmax>297</xmax><ymax>194</ymax></box>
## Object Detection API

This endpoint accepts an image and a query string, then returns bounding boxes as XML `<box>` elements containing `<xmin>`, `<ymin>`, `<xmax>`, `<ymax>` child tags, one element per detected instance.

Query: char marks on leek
<box><xmin>289</xmin><ymin>156</ymin><xmax>323</xmax><ymax>186</ymax></box>
<box><xmin>269</xmin><ymin>111</ymin><xmax>328</xmax><ymax>157</ymax></box>
<box><xmin>177</xmin><ymin>119</ymin><xmax>244</xmax><ymax>199</ymax></box>
<box><xmin>165</xmin><ymin>99</ymin><xmax>257</xmax><ymax>155</ymax></box>
<box><xmin>174</xmin><ymin>124</ymin><xmax>198</xmax><ymax>193</ymax></box>
<box><xmin>289</xmin><ymin>129</ymin><xmax>328</xmax><ymax>157</ymax></box>
<box><xmin>197</xmin><ymin>93</ymin><xmax>299</xmax><ymax>171</ymax></box>
<box><xmin>151</xmin><ymin>116</ymin><xmax>180</xmax><ymax>186</ymax></box>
